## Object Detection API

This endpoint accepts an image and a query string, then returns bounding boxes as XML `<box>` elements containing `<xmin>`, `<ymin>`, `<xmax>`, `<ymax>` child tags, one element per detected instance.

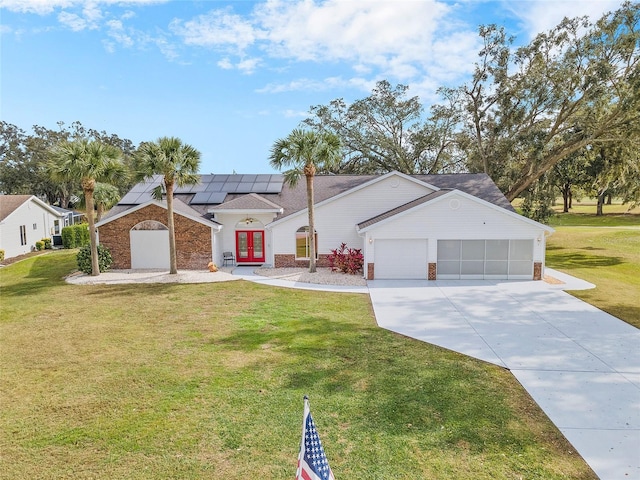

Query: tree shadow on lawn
<box><xmin>217</xmin><ymin>310</ymin><xmax>529</xmax><ymax>451</ymax></box>
<box><xmin>1</xmin><ymin>254</ymin><xmax>73</xmax><ymax>297</ymax></box>
<box><xmin>546</xmin><ymin>247</ymin><xmax>623</xmax><ymax>269</ymax></box>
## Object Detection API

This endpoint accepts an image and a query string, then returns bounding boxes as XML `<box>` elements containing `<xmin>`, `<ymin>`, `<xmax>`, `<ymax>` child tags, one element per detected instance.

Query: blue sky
<box><xmin>0</xmin><ymin>0</ymin><xmax>623</xmax><ymax>174</ymax></box>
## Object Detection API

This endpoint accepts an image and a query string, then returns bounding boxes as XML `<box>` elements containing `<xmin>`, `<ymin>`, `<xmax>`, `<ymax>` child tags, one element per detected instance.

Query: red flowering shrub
<box><xmin>328</xmin><ymin>243</ymin><xmax>364</xmax><ymax>275</ymax></box>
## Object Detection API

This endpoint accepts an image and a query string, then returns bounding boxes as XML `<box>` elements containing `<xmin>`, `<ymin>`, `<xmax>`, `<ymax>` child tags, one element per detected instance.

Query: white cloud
<box><xmin>169</xmin><ymin>7</ymin><xmax>261</xmax><ymax>52</ymax></box>
<box><xmin>256</xmin><ymin>76</ymin><xmax>374</xmax><ymax>94</ymax></box>
<box><xmin>0</xmin><ymin>0</ymin><xmax>74</xmax><ymax>15</ymax></box>
<box><xmin>106</xmin><ymin>19</ymin><xmax>134</xmax><ymax>47</ymax></box>
<box><xmin>503</xmin><ymin>0</ymin><xmax>622</xmax><ymax>39</ymax></box>
<box><xmin>282</xmin><ymin>109</ymin><xmax>309</xmax><ymax>118</ymax></box>
<box><xmin>237</xmin><ymin>57</ymin><xmax>261</xmax><ymax>74</ymax></box>
<box><xmin>0</xmin><ymin>0</ymin><xmax>166</xmax><ymax>15</ymax></box>
<box><xmin>58</xmin><ymin>11</ymin><xmax>90</xmax><ymax>31</ymax></box>
<box><xmin>169</xmin><ymin>0</ymin><xmax>482</xmax><ymax>88</ymax></box>
<box><xmin>217</xmin><ymin>57</ymin><xmax>234</xmax><ymax>70</ymax></box>
<box><xmin>216</xmin><ymin>56</ymin><xmax>261</xmax><ymax>73</ymax></box>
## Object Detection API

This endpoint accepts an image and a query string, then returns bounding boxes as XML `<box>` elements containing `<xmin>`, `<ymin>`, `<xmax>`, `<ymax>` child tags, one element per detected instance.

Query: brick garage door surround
<box><xmin>98</xmin><ymin>204</ymin><xmax>213</xmax><ymax>270</ymax></box>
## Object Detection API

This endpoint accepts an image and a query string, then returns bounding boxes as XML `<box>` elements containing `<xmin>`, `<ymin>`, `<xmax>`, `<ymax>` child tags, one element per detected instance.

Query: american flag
<box><xmin>296</xmin><ymin>396</ymin><xmax>336</xmax><ymax>480</ymax></box>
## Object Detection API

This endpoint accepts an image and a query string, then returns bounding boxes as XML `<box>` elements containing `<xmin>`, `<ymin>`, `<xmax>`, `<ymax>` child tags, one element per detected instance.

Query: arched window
<box><xmin>295</xmin><ymin>226</ymin><xmax>317</xmax><ymax>260</ymax></box>
<box><xmin>131</xmin><ymin>220</ymin><xmax>168</xmax><ymax>231</ymax></box>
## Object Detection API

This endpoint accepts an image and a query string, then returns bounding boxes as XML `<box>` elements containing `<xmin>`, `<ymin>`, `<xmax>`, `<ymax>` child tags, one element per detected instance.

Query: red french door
<box><xmin>236</xmin><ymin>230</ymin><xmax>265</xmax><ymax>263</ymax></box>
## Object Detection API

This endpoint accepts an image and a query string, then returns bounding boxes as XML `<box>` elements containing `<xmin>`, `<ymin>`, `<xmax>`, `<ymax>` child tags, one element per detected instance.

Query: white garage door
<box><xmin>374</xmin><ymin>239</ymin><xmax>428</xmax><ymax>279</ymax></box>
<box><xmin>437</xmin><ymin>239</ymin><xmax>533</xmax><ymax>280</ymax></box>
<box><xmin>130</xmin><ymin>230</ymin><xmax>170</xmax><ymax>269</ymax></box>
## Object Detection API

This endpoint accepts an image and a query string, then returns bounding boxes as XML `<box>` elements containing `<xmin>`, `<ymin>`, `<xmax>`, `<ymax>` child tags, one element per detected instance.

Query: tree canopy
<box><xmin>302</xmin><ymin>2</ymin><xmax>639</xmax><ymax>212</ymax></box>
<box><xmin>0</xmin><ymin>121</ymin><xmax>136</xmax><ymax>207</ymax></box>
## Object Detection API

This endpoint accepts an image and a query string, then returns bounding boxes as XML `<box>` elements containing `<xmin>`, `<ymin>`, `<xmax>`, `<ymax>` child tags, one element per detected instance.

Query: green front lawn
<box><xmin>0</xmin><ymin>251</ymin><xmax>595</xmax><ymax>479</ymax></box>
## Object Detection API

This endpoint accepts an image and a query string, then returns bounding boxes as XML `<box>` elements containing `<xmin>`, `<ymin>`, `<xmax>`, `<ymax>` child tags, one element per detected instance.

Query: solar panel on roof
<box><xmin>191</xmin><ymin>191</ymin><xmax>227</xmax><ymax>204</ymax></box>
<box><xmin>191</xmin><ymin>192</ymin><xmax>210</xmax><ymax>204</ymax></box>
<box><xmin>121</xmin><ymin>173</ymin><xmax>285</xmax><ymax>207</ymax></box>
<box><xmin>119</xmin><ymin>192</ymin><xmax>141</xmax><ymax>204</ymax></box>
<box><xmin>266</xmin><ymin>182</ymin><xmax>283</xmax><ymax>193</ymax></box>
<box><xmin>128</xmin><ymin>183</ymin><xmax>148</xmax><ymax>193</ymax></box>
<box><xmin>142</xmin><ymin>180</ymin><xmax>161</xmax><ymax>192</ymax></box>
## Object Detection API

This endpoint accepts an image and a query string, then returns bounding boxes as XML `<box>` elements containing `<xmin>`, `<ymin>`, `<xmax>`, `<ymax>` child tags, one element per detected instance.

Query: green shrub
<box><xmin>61</xmin><ymin>226</ymin><xmax>75</xmax><ymax>248</ymax></box>
<box><xmin>0</xmin><ymin>249</ymin><xmax>4</xmax><ymax>262</ymax></box>
<box><xmin>76</xmin><ymin>244</ymin><xmax>113</xmax><ymax>274</ymax></box>
<box><xmin>61</xmin><ymin>224</ymin><xmax>90</xmax><ymax>248</ymax></box>
<box><xmin>42</xmin><ymin>238</ymin><xmax>52</xmax><ymax>250</ymax></box>
<box><xmin>35</xmin><ymin>241</ymin><xmax>44</xmax><ymax>251</ymax></box>
<box><xmin>74</xmin><ymin>224</ymin><xmax>90</xmax><ymax>248</ymax></box>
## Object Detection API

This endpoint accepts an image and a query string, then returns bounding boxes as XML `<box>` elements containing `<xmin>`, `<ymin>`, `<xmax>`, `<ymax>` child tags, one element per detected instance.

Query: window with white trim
<box><xmin>295</xmin><ymin>226</ymin><xmax>318</xmax><ymax>260</ymax></box>
<box><xmin>20</xmin><ymin>225</ymin><xmax>27</xmax><ymax>245</ymax></box>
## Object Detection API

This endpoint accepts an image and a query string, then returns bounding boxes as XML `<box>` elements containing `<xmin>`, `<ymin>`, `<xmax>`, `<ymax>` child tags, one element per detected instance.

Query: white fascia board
<box><xmin>208</xmin><ymin>208</ymin><xmax>283</xmax><ymax>215</ymax></box>
<box><xmin>32</xmin><ymin>197</ymin><xmax>66</xmax><ymax>218</ymax></box>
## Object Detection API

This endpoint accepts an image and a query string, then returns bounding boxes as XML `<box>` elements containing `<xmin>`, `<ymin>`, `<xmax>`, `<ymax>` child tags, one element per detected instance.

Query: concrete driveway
<box><xmin>368</xmin><ymin>269</ymin><xmax>640</xmax><ymax>480</ymax></box>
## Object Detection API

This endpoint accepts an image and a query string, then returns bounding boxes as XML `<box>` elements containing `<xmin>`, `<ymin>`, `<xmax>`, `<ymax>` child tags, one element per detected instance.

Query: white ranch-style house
<box><xmin>0</xmin><ymin>195</ymin><xmax>65</xmax><ymax>260</ymax></box>
<box><xmin>97</xmin><ymin>171</ymin><xmax>554</xmax><ymax>280</ymax></box>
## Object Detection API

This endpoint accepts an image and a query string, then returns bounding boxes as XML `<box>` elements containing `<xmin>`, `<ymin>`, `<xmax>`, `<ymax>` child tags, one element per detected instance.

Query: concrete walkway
<box><xmin>236</xmin><ymin>267</ymin><xmax>640</xmax><ymax>479</ymax></box>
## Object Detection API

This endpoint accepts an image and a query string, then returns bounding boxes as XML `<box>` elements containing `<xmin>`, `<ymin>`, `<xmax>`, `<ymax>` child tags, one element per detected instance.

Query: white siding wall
<box><xmin>0</xmin><ymin>200</ymin><xmax>61</xmax><ymax>259</ymax></box>
<box><xmin>364</xmin><ymin>193</ymin><xmax>546</xmax><ymax>265</ymax></box>
<box><xmin>271</xmin><ymin>175</ymin><xmax>435</xmax><ymax>256</ymax></box>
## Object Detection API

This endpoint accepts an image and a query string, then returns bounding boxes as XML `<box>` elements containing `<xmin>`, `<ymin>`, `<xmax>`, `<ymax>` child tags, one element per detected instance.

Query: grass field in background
<box><xmin>0</xmin><ymin>251</ymin><xmax>596</xmax><ymax>479</ymax></box>
<box><xmin>545</xmin><ymin>201</ymin><xmax>640</xmax><ymax>328</ymax></box>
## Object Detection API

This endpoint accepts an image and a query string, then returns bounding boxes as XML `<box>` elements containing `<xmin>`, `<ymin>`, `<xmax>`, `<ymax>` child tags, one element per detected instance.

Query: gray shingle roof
<box><xmin>0</xmin><ymin>195</ymin><xmax>32</xmax><ymax>222</ymax></box>
<box><xmin>106</xmin><ymin>172</ymin><xmax>513</xmax><ymax>221</ymax></box>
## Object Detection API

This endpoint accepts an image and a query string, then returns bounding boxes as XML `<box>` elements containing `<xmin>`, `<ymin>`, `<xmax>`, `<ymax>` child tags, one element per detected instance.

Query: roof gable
<box><xmin>0</xmin><ymin>195</ymin><xmax>64</xmax><ymax>222</ymax></box>
<box><xmin>211</xmin><ymin>193</ymin><xmax>283</xmax><ymax>213</ymax></box>
<box><xmin>357</xmin><ymin>189</ymin><xmax>553</xmax><ymax>233</ymax></box>
<box><xmin>268</xmin><ymin>171</ymin><xmax>440</xmax><ymax>227</ymax></box>
<box><xmin>96</xmin><ymin>199</ymin><xmax>221</xmax><ymax>229</ymax></box>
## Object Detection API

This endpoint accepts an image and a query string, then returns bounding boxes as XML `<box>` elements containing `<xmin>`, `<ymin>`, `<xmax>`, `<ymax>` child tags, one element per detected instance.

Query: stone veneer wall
<box><xmin>98</xmin><ymin>204</ymin><xmax>213</xmax><ymax>270</ymax></box>
<box><xmin>274</xmin><ymin>254</ymin><xmax>330</xmax><ymax>268</ymax></box>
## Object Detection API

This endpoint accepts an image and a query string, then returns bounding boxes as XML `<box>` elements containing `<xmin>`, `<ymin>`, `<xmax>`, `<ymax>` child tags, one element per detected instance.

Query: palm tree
<box><xmin>269</xmin><ymin>129</ymin><xmax>341</xmax><ymax>273</ymax></box>
<box><xmin>134</xmin><ymin>137</ymin><xmax>201</xmax><ymax>274</ymax></box>
<box><xmin>50</xmin><ymin>139</ymin><xmax>125</xmax><ymax>276</ymax></box>
<box><xmin>93</xmin><ymin>183</ymin><xmax>121</xmax><ymax>222</ymax></box>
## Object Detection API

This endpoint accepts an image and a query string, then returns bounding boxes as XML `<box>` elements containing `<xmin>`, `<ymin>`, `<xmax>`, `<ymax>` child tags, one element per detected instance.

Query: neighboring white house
<box><xmin>98</xmin><ymin>171</ymin><xmax>554</xmax><ymax>280</ymax></box>
<box><xmin>0</xmin><ymin>195</ymin><xmax>65</xmax><ymax>260</ymax></box>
